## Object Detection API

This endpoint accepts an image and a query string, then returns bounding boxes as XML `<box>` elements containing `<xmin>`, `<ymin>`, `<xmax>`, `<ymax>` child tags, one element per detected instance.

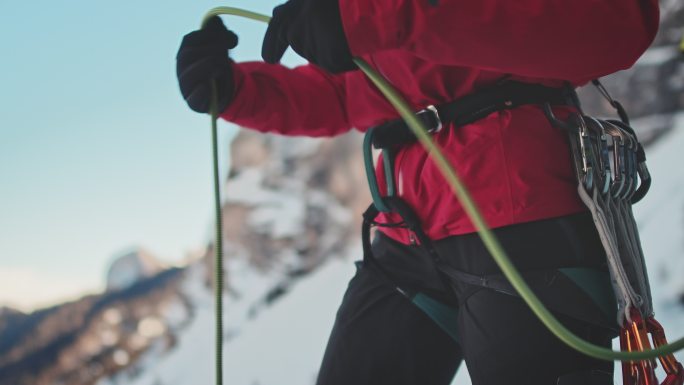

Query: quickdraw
<box><xmin>545</xmin><ymin>81</ymin><xmax>683</xmax><ymax>385</ymax></box>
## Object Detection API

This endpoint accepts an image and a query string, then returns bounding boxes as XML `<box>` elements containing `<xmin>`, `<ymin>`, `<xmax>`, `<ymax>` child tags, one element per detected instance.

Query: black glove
<box><xmin>176</xmin><ymin>16</ymin><xmax>238</xmax><ymax>114</ymax></box>
<box><xmin>262</xmin><ymin>0</ymin><xmax>356</xmax><ymax>74</ymax></box>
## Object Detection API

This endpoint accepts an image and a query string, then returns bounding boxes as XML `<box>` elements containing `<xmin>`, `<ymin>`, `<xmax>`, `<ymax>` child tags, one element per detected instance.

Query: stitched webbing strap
<box><xmin>371</xmin><ymin>81</ymin><xmax>577</xmax><ymax>149</ymax></box>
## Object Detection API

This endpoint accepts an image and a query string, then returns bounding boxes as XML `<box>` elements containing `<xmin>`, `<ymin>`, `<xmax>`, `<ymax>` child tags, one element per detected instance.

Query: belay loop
<box><xmin>544</xmin><ymin>85</ymin><xmax>683</xmax><ymax>385</ymax></box>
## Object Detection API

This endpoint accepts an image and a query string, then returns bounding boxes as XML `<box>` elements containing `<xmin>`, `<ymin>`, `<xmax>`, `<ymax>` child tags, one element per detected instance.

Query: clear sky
<box><xmin>0</xmin><ymin>0</ymin><xmax>301</xmax><ymax>311</ymax></box>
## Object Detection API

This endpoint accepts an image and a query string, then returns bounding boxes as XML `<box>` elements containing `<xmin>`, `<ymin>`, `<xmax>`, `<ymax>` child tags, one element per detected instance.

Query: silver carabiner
<box><xmin>585</xmin><ymin>117</ymin><xmax>612</xmax><ymax>196</ymax></box>
<box><xmin>576</xmin><ymin>116</ymin><xmax>594</xmax><ymax>191</ymax></box>
<box><xmin>602</xmin><ymin>122</ymin><xmax>627</xmax><ymax>199</ymax></box>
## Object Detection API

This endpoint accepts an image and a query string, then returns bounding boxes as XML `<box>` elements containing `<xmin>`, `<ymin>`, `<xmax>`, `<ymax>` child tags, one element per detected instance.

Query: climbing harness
<box><xmin>355</xmin><ymin>54</ymin><xmax>684</xmax><ymax>362</ymax></box>
<box><xmin>362</xmin><ymin>80</ymin><xmax>618</xmax><ymax>329</ymax></box>
<box><xmin>363</xmin><ymin>71</ymin><xmax>683</xmax><ymax>383</ymax></box>
<box><xmin>199</xmin><ymin>7</ymin><xmax>684</xmax><ymax>385</ymax></box>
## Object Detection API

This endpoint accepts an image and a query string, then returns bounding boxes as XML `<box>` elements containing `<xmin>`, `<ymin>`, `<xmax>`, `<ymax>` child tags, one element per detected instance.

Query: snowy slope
<box><xmin>631</xmin><ymin>115</ymin><xmax>684</xmax><ymax>349</ymax></box>
<box><xmin>102</xmin><ymin>115</ymin><xmax>684</xmax><ymax>385</ymax></box>
<box><xmin>99</xmin><ymin>251</ymin><xmax>357</xmax><ymax>385</ymax></box>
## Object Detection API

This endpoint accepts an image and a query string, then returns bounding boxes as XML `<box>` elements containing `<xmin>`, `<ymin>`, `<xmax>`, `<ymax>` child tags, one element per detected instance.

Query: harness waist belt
<box><xmin>371</xmin><ymin>81</ymin><xmax>578</xmax><ymax>149</ymax></box>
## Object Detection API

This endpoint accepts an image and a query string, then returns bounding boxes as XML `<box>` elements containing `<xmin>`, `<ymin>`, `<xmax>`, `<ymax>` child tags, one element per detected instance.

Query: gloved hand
<box><xmin>261</xmin><ymin>0</ymin><xmax>356</xmax><ymax>74</ymax></box>
<box><xmin>176</xmin><ymin>16</ymin><xmax>238</xmax><ymax>114</ymax></box>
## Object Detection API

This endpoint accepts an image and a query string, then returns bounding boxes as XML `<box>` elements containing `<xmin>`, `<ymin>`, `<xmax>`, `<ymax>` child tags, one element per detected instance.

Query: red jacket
<box><xmin>223</xmin><ymin>0</ymin><xmax>659</xmax><ymax>244</ymax></box>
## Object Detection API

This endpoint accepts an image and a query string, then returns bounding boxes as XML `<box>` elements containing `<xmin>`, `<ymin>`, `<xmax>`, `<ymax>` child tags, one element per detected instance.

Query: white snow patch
<box><xmin>225</xmin><ymin>167</ymin><xmax>307</xmax><ymax>239</ymax></box>
<box><xmin>636</xmin><ymin>45</ymin><xmax>680</xmax><ymax>67</ymax></box>
<box><xmin>221</xmin><ymin>256</ymin><xmax>356</xmax><ymax>385</ymax></box>
<box><xmin>100</xmin><ymin>249</ymin><xmax>357</xmax><ymax>385</ymax></box>
<box><xmin>271</xmin><ymin>135</ymin><xmax>322</xmax><ymax>160</ymax></box>
<box><xmin>633</xmin><ymin>113</ymin><xmax>684</xmax><ymax>334</ymax></box>
<box><xmin>248</xmin><ymin>196</ymin><xmax>305</xmax><ymax>238</ymax></box>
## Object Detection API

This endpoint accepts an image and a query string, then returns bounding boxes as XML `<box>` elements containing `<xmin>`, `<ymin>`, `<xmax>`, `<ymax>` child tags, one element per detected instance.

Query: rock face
<box><xmin>106</xmin><ymin>249</ymin><xmax>164</xmax><ymax>291</ymax></box>
<box><xmin>219</xmin><ymin>130</ymin><xmax>368</xmax><ymax>276</ymax></box>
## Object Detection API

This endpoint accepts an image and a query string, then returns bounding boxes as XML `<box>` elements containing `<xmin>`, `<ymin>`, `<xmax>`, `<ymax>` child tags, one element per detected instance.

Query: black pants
<box><xmin>316</xmin><ymin>213</ymin><xmax>616</xmax><ymax>385</ymax></box>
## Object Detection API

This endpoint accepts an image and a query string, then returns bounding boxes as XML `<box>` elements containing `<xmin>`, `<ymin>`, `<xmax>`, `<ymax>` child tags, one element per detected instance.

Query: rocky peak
<box><xmin>106</xmin><ymin>249</ymin><xmax>164</xmax><ymax>291</ymax></box>
<box><xmin>221</xmin><ymin>130</ymin><xmax>368</xmax><ymax>276</ymax></box>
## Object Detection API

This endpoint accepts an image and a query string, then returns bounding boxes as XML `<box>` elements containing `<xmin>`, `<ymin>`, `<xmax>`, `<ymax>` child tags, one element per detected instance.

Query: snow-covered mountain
<box><xmin>0</xmin><ymin>267</ymin><xmax>187</xmax><ymax>385</ymax></box>
<box><xmin>107</xmin><ymin>249</ymin><xmax>164</xmax><ymax>291</ymax></box>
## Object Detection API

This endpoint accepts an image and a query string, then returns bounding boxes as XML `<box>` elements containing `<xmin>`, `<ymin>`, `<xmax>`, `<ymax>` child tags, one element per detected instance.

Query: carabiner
<box><xmin>619</xmin><ymin>309</ymin><xmax>684</xmax><ymax>385</ymax></box>
<box><xmin>603</xmin><ymin>122</ymin><xmax>627</xmax><ymax>199</ymax></box>
<box><xmin>363</xmin><ymin>127</ymin><xmax>392</xmax><ymax>212</ymax></box>
<box><xmin>646</xmin><ymin>316</ymin><xmax>684</xmax><ymax>385</ymax></box>
<box><xmin>577</xmin><ymin>116</ymin><xmax>595</xmax><ymax>191</ymax></box>
<box><xmin>585</xmin><ymin>117</ymin><xmax>612</xmax><ymax>195</ymax></box>
<box><xmin>606</xmin><ymin>119</ymin><xmax>652</xmax><ymax>204</ymax></box>
<box><xmin>621</xmin><ymin>309</ymin><xmax>659</xmax><ymax>385</ymax></box>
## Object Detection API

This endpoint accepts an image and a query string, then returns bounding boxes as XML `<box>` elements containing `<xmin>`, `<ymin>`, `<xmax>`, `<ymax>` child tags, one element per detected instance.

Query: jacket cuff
<box><xmin>220</xmin><ymin>63</ymin><xmax>246</xmax><ymax>121</ymax></box>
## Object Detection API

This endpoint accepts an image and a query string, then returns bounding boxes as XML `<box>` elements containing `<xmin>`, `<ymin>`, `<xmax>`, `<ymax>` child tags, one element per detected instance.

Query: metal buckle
<box><xmin>419</xmin><ymin>105</ymin><xmax>443</xmax><ymax>134</ymax></box>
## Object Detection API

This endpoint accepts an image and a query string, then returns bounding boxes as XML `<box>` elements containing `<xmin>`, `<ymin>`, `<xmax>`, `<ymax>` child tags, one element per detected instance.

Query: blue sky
<box><xmin>0</xmin><ymin>0</ymin><xmax>301</xmax><ymax>310</ymax></box>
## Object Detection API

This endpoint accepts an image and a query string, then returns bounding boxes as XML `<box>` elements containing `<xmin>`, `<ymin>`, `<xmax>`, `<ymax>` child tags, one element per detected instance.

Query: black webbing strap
<box><xmin>363</xmin><ymin>197</ymin><xmax>542</xmax><ymax>299</ymax></box>
<box><xmin>363</xmin><ymin>197</ymin><xmax>519</xmax><ymax>297</ymax></box>
<box><xmin>361</xmin><ymin>197</ymin><xmax>465</xmax><ymax>297</ymax></box>
<box><xmin>362</xmin><ymin>198</ymin><xmax>455</xmax><ymax>297</ymax></box>
<box><xmin>362</xmin><ymin>198</ymin><xmax>618</xmax><ymax>330</ymax></box>
<box><xmin>371</xmin><ymin>81</ymin><xmax>578</xmax><ymax>149</ymax></box>
<box><xmin>361</xmin><ymin>203</ymin><xmax>414</xmax><ymax>299</ymax></box>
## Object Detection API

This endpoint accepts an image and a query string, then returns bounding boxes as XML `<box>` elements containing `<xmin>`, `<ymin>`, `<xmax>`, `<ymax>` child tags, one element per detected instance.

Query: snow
<box><xmin>106</xmin><ymin>249</ymin><xmax>163</xmax><ymax>291</ymax></box>
<box><xmin>225</xmin><ymin>167</ymin><xmax>306</xmax><ymax>239</ymax></box>
<box><xmin>99</xmin><ymin>250</ymin><xmax>356</xmax><ymax>385</ymax></box>
<box><xmin>632</xmin><ymin>114</ymin><xmax>684</xmax><ymax>345</ymax></box>
<box><xmin>221</xmin><ymin>256</ymin><xmax>356</xmax><ymax>385</ymax></box>
<box><xmin>104</xmin><ymin>114</ymin><xmax>684</xmax><ymax>385</ymax></box>
<box><xmin>635</xmin><ymin>45</ymin><xmax>680</xmax><ymax>67</ymax></box>
<box><xmin>270</xmin><ymin>135</ymin><xmax>322</xmax><ymax>160</ymax></box>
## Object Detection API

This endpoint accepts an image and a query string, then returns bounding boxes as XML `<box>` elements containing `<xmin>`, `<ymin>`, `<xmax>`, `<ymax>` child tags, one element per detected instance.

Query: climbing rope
<box><xmin>199</xmin><ymin>8</ymin><xmax>684</xmax><ymax>385</ymax></box>
<box><xmin>208</xmin><ymin>81</ymin><xmax>224</xmax><ymax>385</ymax></box>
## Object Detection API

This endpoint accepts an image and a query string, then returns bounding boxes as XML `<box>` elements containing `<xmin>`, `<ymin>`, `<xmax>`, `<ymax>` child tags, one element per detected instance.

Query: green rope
<box><xmin>200</xmin><ymin>15</ymin><xmax>227</xmax><ymax>385</ymax></box>
<box><xmin>209</xmin><ymin>82</ymin><xmax>224</xmax><ymax>385</ymax></box>
<box><xmin>203</xmin><ymin>7</ymin><xmax>271</xmax><ymax>26</ymax></box>
<box><xmin>201</xmin><ymin>7</ymin><xmax>684</xmax><ymax>369</ymax></box>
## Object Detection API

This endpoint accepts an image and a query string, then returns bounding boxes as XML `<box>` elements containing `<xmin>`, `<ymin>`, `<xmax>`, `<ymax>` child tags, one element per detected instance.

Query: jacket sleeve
<box><xmin>221</xmin><ymin>62</ymin><xmax>354</xmax><ymax>137</ymax></box>
<box><xmin>339</xmin><ymin>0</ymin><xmax>659</xmax><ymax>82</ymax></box>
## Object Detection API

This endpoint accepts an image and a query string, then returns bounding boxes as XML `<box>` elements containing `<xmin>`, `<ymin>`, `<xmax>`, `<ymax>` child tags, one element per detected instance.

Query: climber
<box><xmin>176</xmin><ymin>0</ymin><xmax>660</xmax><ymax>384</ymax></box>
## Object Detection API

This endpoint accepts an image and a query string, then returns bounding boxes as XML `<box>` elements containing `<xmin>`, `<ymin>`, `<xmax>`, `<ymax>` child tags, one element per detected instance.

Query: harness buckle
<box><xmin>418</xmin><ymin>105</ymin><xmax>443</xmax><ymax>134</ymax></box>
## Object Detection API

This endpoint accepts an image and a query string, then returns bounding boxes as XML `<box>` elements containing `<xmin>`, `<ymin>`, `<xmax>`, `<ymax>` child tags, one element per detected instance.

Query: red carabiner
<box><xmin>620</xmin><ymin>309</ymin><xmax>684</xmax><ymax>385</ymax></box>
<box><xmin>621</xmin><ymin>309</ymin><xmax>658</xmax><ymax>385</ymax></box>
<box><xmin>646</xmin><ymin>316</ymin><xmax>684</xmax><ymax>385</ymax></box>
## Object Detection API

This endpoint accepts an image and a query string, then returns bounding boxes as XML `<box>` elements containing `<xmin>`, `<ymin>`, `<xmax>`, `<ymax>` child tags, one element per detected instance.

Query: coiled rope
<box><xmin>199</xmin><ymin>7</ymin><xmax>684</xmax><ymax>385</ymax></box>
